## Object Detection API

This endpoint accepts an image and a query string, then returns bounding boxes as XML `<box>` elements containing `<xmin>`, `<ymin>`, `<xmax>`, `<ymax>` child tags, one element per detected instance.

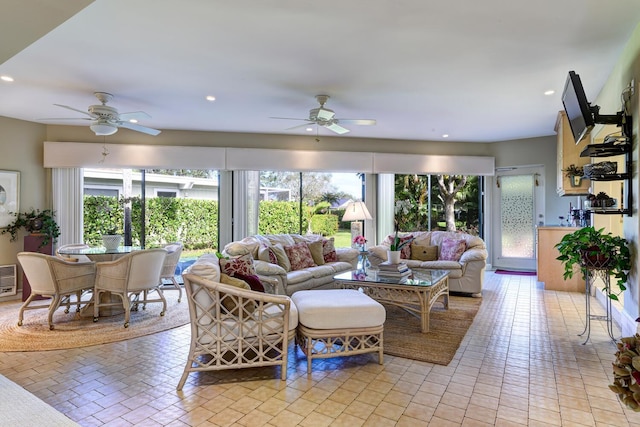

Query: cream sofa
<box><xmin>223</xmin><ymin>234</ymin><xmax>359</xmax><ymax>296</ymax></box>
<box><xmin>368</xmin><ymin>231</ymin><xmax>487</xmax><ymax>296</ymax></box>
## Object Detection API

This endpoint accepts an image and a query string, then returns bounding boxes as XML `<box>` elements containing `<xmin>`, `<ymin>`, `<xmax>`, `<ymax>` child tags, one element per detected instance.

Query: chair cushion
<box><xmin>219</xmin><ymin>273</ymin><xmax>255</xmax><ymax>315</ymax></box>
<box><xmin>291</xmin><ymin>289</ymin><xmax>386</xmax><ymax>329</ymax></box>
<box><xmin>233</xmin><ymin>273</ymin><xmax>265</xmax><ymax>293</ymax></box>
<box><xmin>410</xmin><ymin>243</ymin><xmax>438</xmax><ymax>261</ymax></box>
<box><xmin>187</xmin><ymin>260</ymin><xmax>221</xmax><ymax>282</ymax></box>
<box><xmin>439</xmin><ymin>238</ymin><xmax>467</xmax><ymax>261</ymax></box>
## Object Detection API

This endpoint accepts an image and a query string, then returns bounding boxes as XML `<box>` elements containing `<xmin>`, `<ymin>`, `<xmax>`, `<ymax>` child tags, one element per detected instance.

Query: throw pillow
<box><xmin>257</xmin><ymin>244</ymin><xmax>278</xmax><ymax>265</ymax></box>
<box><xmin>219</xmin><ymin>273</ymin><xmax>255</xmax><ymax>315</ymax></box>
<box><xmin>233</xmin><ymin>273</ymin><xmax>265</xmax><ymax>293</ymax></box>
<box><xmin>219</xmin><ymin>254</ymin><xmax>256</xmax><ymax>277</ymax></box>
<box><xmin>322</xmin><ymin>237</ymin><xmax>338</xmax><ymax>263</ymax></box>
<box><xmin>284</xmin><ymin>242</ymin><xmax>317</xmax><ymax>271</ymax></box>
<box><xmin>387</xmin><ymin>234</ymin><xmax>413</xmax><ymax>259</ymax></box>
<box><xmin>270</xmin><ymin>243</ymin><xmax>291</xmax><ymax>272</ymax></box>
<box><xmin>410</xmin><ymin>243</ymin><xmax>438</xmax><ymax>261</ymax></box>
<box><xmin>439</xmin><ymin>238</ymin><xmax>467</xmax><ymax>261</ymax></box>
<box><xmin>307</xmin><ymin>240</ymin><xmax>325</xmax><ymax>266</ymax></box>
<box><xmin>187</xmin><ymin>260</ymin><xmax>221</xmax><ymax>282</ymax></box>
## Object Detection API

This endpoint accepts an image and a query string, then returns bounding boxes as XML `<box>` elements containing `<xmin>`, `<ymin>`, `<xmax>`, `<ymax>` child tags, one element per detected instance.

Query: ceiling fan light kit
<box><xmin>90</xmin><ymin>121</ymin><xmax>118</xmax><ymax>136</ymax></box>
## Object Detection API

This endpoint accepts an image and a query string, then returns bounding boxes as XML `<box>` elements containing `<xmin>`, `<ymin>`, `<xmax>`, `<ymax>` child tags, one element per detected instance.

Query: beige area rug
<box><xmin>383</xmin><ymin>294</ymin><xmax>481</xmax><ymax>365</ymax></box>
<box><xmin>0</xmin><ymin>290</ymin><xmax>188</xmax><ymax>352</ymax></box>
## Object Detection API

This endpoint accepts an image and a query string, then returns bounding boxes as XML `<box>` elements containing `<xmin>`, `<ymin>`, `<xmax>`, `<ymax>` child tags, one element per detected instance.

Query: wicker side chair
<box><xmin>177</xmin><ymin>273</ymin><xmax>298</xmax><ymax>391</ymax></box>
<box><xmin>17</xmin><ymin>252</ymin><xmax>96</xmax><ymax>330</ymax></box>
<box><xmin>160</xmin><ymin>242</ymin><xmax>184</xmax><ymax>302</ymax></box>
<box><xmin>93</xmin><ymin>248</ymin><xmax>168</xmax><ymax>328</ymax></box>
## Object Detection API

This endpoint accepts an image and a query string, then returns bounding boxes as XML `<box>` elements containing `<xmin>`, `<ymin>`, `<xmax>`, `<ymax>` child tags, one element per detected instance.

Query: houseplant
<box><xmin>562</xmin><ymin>164</ymin><xmax>584</xmax><ymax>187</ymax></box>
<box><xmin>0</xmin><ymin>208</ymin><xmax>61</xmax><ymax>248</ymax></box>
<box><xmin>387</xmin><ymin>220</ymin><xmax>414</xmax><ymax>264</ymax></box>
<box><xmin>101</xmin><ymin>226</ymin><xmax>123</xmax><ymax>250</ymax></box>
<box><xmin>555</xmin><ymin>226</ymin><xmax>630</xmax><ymax>300</ymax></box>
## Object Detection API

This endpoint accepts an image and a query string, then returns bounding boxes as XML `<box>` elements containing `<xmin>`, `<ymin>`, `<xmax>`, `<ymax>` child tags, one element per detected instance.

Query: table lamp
<box><xmin>342</xmin><ymin>201</ymin><xmax>372</xmax><ymax>246</ymax></box>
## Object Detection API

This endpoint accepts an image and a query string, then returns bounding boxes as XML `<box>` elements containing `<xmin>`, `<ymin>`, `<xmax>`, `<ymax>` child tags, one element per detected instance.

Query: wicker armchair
<box><xmin>93</xmin><ymin>248</ymin><xmax>167</xmax><ymax>328</ymax></box>
<box><xmin>17</xmin><ymin>252</ymin><xmax>96</xmax><ymax>330</ymax></box>
<box><xmin>160</xmin><ymin>242</ymin><xmax>184</xmax><ymax>302</ymax></box>
<box><xmin>177</xmin><ymin>273</ymin><xmax>298</xmax><ymax>390</ymax></box>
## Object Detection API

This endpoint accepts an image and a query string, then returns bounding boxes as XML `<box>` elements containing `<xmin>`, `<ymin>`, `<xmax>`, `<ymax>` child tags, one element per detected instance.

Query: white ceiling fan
<box><xmin>271</xmin><ymin>95</ymin><xmax>376</xmax><ymax>134</ymax></box>
<box><xmin>41</xmin><ymin>92</ymin><xmax>161</xmax><ymax>136</ymax></box>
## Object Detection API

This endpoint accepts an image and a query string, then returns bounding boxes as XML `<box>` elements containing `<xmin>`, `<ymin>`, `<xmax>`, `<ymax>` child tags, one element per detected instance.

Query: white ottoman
<box><xmin>291</xmin><ymin>289</ymin><xmax>386</xmax><ymax>373</ymax></box>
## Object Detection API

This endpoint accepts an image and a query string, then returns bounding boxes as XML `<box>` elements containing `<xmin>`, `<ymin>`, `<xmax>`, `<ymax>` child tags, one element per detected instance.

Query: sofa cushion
<box><xmin>285</xmin><ymin>242</ymin><xmax>316</xmax><ymax>271</ymax></box>
<box><xmin>233</xmin><ymin>273</ymin><xmax>265</xmax><ymax>293</ymax></box>
<box><xmin>307</xmin><ymin>240</ymin><xmax>325</xmax><ymax>266</ymax></box>
<box><xmin>271</xmin><ymin>243</ymin><xmax>292</xmax><ymax>271</ymax></box>
<box><xmin>258</xmin><ymin>244</ymin><xmax>278</xmax><ymax>264</ymax></box>
<box><xmin>410</xmin><ymin>243</ymin><xmax>438</xmax><ymax>261</ymax></box>
<box><xmin>322</xmin><ymin>237</ymin><xmax>338</xmax><ymax>262</ymax></box>
<box><xmin>187</xmin><ymin>257</ymin><xmax>221</xmax><ymax>282</ymax></box>
<box><xmin>219</xmin><ymin>254</ymin><xmax>256</xmax><ymax>276</ymax></box>
<box><xmin>286</xmin><ymin>269</ymin><xmax>314</xmax><ymax>285</ymax></box>
<box><xmin>439</xmin><ymin>238</ymin><xmax>467</xmax><ymax>261</ymax></box>
<box><xmin>306</xmin><ymin>264</ymin><xmax>336</xmax><ymax>278</ymax></box>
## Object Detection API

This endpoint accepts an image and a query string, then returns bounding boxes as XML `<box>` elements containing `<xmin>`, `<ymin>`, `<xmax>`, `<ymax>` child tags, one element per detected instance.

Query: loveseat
<box><xmin>223</xmin><ymin>234</ymin><xmax>359</xmax><ymax>296</ymax></box>
<box><xmin>368</xmin><ymin>231</ymin><xmax>487</xmax><ymax>296</ymax></box>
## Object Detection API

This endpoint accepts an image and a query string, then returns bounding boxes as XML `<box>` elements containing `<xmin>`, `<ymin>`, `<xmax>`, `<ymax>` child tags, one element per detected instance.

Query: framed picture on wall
<box><xmin>0</xmin><ymin>170</ymin><xmax>19</xmax><ymax>228</ymax></box>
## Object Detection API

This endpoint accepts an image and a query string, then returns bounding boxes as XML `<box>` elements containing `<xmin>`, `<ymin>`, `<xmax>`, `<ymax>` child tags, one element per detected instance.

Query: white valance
<box><xmin>43</xmin><ymin>141</ymin><xmax>495</xmax><ymax>175</ymax></box>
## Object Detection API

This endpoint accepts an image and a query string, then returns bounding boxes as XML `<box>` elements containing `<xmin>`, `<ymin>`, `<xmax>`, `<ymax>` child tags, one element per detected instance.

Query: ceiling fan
<box><xmin>271</xmin><ymin>95</ymin><xmax>376</xmax><ymax>135</ymax></box>
<box><xmin>41</xmin><ymin>92</ymin><xmax>161</xmax><ymax>136</ymax></box>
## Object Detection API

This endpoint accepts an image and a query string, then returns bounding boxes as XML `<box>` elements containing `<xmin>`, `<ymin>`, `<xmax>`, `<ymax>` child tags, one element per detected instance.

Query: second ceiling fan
<box><xmin>272</xmin><ymin>95</ymin><xmax>376</xmax><ymax>134</ymax></box>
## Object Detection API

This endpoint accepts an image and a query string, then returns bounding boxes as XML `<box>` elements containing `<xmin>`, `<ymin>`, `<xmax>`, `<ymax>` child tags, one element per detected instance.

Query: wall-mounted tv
<box><xmin>562</xmin><ymin>70</ymin><xmax>595</xmax><ymax>144</ymax></box>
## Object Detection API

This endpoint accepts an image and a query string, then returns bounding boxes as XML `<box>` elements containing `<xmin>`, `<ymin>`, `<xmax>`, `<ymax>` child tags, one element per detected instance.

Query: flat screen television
<box><xmin>562</xmin><ymin>70</ymin><xmax>595</xmax><ymax>144</ymax></box>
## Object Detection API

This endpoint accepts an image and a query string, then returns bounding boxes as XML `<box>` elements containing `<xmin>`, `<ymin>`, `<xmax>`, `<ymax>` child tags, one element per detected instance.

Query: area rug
<box><xmin>0</xmin><ymin>290</ymin><xmax>188</xmax><ymax>352</ymax></box>
<box><xmin>383</xmin><ymin>295</ymin><xmax>481</xmax><ymax>365</ymax></box>
<box><xmin>495</xmin><ymin>269</ymin><xmax>537</xmax><ymax>276</ymax></box>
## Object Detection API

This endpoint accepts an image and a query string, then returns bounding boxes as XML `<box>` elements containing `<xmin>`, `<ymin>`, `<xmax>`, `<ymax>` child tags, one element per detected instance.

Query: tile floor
<box><xmin>1</xmin><ymin>271</ymin><xmax>640</xmax><ymax>426</ymax></box>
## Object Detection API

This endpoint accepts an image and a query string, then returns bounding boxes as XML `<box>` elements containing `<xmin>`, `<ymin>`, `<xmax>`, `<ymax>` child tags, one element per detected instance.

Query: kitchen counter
<box><xmin>537</xmin><ymin>226</ymin><xmax>585</xmax><ymax>292</ymax></box>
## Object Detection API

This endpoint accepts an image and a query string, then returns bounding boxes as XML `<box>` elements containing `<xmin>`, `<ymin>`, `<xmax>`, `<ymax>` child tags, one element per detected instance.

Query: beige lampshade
<box><xmin>342</xmin><ymin>201</ymin><xmax>372</xmax><ymax>221</ymax></box>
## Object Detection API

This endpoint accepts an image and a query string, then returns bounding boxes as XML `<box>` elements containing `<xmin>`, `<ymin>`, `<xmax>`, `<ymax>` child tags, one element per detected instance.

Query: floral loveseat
<box><xmin>368</xmin><ymin>231</ymin><xmax>487</xmax><ymax>296</ymax></box>
<box><xmin>223</xmin><ymin>234</ymin><xmax>359</xmax><ymax>296</ymax></box>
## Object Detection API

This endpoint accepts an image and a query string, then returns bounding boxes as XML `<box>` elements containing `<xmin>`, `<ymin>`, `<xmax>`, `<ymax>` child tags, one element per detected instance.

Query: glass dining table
<box><xmin>57</xmin><ymin>246</ymin><xmax>142</xmax><ymax>262</ymax></box>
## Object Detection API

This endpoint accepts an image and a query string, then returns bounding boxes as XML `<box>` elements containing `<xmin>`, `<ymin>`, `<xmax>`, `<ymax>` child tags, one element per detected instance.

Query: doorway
<box><xmin>492</xmin><ymin>166</ymin><xmax>545</xmax><ymax>271</ymax></box>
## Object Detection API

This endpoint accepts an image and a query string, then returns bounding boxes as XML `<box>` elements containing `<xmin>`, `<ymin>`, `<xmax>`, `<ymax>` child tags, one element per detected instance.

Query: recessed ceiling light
<box><xmin>306</xmin><ymin>127</ymin><xmax>313</xmax><ymax>132</ymax></box>
<box><xmin>442</xmin><ymin>134</ymin><xmax>449</xmax><ymax>138</ymax></box>
<box><xmin>1</xmin><ymin>75</ymin><xmax>14</xmax><ymax>82</ymax></box>
<box><xmin>544</xmin><ymin>90</ymin><xmax>555</xmax><ymax>96</ymax></box>
<box><xmin>205</xmin><ymin>95</ymin><xmax>216</xmax><ymax>102</ymax></box>
<box><xmin>129</xmin><ymin>119</ymin><xmax>138</xmax><ymax>123</ymax></box>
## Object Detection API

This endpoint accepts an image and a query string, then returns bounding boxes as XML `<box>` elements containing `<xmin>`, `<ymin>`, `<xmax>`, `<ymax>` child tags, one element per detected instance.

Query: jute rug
<box><xmin>383</xmin><ymin>295</ymin><xmax>481</xmax><ymax>365</ymax></box>
<box><xmin>0</xmin><ymin>290</ymin><xmax>188</xmax><ymax>352</ymax></box>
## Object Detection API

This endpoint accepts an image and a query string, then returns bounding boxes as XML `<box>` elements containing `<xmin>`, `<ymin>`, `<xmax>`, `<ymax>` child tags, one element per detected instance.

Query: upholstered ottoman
<box><xmin>291</xmin><ymin>289</ymin><xmax>386</xmax><ymax>373</ymax></box>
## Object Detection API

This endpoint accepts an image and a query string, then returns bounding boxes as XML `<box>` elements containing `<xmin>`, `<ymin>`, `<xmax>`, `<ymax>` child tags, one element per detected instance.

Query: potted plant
<box><xmin>387</xmin><ymin>220</ymin><xmax>414</xmax><ymax>264</ymax></box>
<box><xmin>555</xmin><ymin>226</ymin><xmax>631</xmax><ymax>300</ymax></box>
<box><xmin>0</xmin><ymin>208</ymin><xmax>61</xmax><ymax>248</ymax></box>
<box><xmin>563</xmin><ymin>164</ymin><xmax>585</xmax><ymax>187</ymax></box>
<box><xmin>101</xmin><ymin>226</ymin><xmax>122</xmax><ymax>250</ymax></box>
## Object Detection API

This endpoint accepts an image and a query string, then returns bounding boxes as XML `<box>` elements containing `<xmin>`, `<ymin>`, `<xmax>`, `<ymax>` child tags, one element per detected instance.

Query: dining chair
<box><xmin>93</xmin><ymin>248</ymin><xmax>168</xmax><ymax>328</ymax></box>
<box><xmin>160</xmin><ymin>242</ymin><xmax>184</xmax><ymax>302</ymax></box>
<box><xmin>17</xmin><ymin>252</ymin><xmax>96</xmax><ymax>330</ymax></box>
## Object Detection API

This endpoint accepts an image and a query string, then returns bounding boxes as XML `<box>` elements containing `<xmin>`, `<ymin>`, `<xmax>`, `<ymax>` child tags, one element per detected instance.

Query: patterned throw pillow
<box><xmin>307</xmin><ymin>240</ymin><xmax>325</xmax><ymax>266</ymax></box>
<box><xmin>387</xmin><ymin>234</ymin><xmax>413</xmax><ymax>259</ymax></box>
<box><xmin>410</xmin><ymin>243</ymin><xmax>438</xmax><ymax>261</ymax></box>
<box><xmin>233</xmin><ymin>273</ymin><xmax>265</xmax><ymax>293</ymax></box>
<box><xmin>258</xmin><ymin>244</ymin><xmax>278</xmax><ymax>265</ymax></box>
<box><xmin>219</xmin><ymin>273</ymin><xmax>255</xmax><ymax>315</ymax></box>
<box><xmin>322</xmin><ymin>237</ymin><xmax>338</xmax><ymax>263</ymax></box>
<box><xmin>219</xmin><ymin>254</ymin><xmax>256</xmax><ymax>276</ymax></box>
<box><xmin>284</xmin><ymin>242</ymin><xmax>316</xmax><ymax>271</ymax></box>
<box><xmin>439</xmin><ymin>238</ymin><xmax>467</xmax><ymax>261</ymax></box>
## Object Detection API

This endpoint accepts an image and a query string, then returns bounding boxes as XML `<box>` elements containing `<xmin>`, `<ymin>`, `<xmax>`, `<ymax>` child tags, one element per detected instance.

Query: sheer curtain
<box><xmin>51</xmin><ymin>168</ymin><xmax>84</xmax><ymax>247</ymax></box>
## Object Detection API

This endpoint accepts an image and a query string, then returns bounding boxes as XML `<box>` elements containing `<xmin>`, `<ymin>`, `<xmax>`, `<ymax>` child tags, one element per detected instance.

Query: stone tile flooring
<box><xmin>1</xmin><ymin>271</ymin><xmax>639</xmax><ymax>426</ymax></box>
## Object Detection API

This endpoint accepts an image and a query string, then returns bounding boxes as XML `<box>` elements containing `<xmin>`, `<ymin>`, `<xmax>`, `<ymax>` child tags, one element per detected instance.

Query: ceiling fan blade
<box><xmin>54</xmin><ymin>104</ymin><xmax>95</xmax><ymax>117</ymax></box>
<box><xmin>269</xmin><ymin>116</ymin><xmax>310</xmax><ymax>121</ymax></box>
<box><xmin>325</xmin><ymin>122</ymin><xmax>350</xmax><ymax>134</ymax></box>
<box><xmin>285</xmin><ymin>122</ymin><xmax>315</xmax><ymax>131</ymax></box>
<box><xmin>337</xmin><ymin>119</ymin><xmax>377</xmax><ymax>126</ymax></box>
<box><xmin>117</xmin><ymin>121</ymin><xmax>161</xmax><ymax>136</ymax></box>
<box><xmin>316</xmin><ymin>108</ymin><xmax>335</xmax><ymax>121</ymax></box>
<box><xmin>37</xmin><ymin>117</ymin><xmax>93</xmax><ymax>121</ymax></box>
<box><xmin>119</xmin><ymin>111</ymin><xmax>152</xmax><ymax>121</ymax></box>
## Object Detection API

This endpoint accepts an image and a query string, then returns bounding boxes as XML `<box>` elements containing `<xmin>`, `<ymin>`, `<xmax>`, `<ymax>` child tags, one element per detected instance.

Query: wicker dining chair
<box><xmin>160</xmin><ymin>242</ymin><xmax>184</xmax><ymax>302</ymax></box>
<box><xmin>177</xmin><ymin>272</ymin><xmax>298</xmax><ymax>390</ymax></box>
<box><xmin>93</xmin><ymin>248</ymin><xmax>168</xmax><ymax>328</ymax></box>
<box><xmin>17</xmin><ymin>252</ymin><xmax>96</xmax><ymax>330</ymax></box>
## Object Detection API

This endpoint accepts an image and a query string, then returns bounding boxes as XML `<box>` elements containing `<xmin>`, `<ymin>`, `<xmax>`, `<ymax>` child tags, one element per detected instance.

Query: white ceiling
<box><xmin>1</xmin><ymin>0</ymin><xmax>640</xmax><ymax>143</ymax></box>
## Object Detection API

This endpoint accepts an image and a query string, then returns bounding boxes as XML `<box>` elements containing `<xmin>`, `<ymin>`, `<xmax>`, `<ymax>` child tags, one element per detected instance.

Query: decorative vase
<box><xmin>102</xmin><ymin>234</ymin><xmax>122</xmax><ymax>251</ymax></box>
<box><xmin>569</xmin><ymin>175</ymin><xmax>582</xmax><ymax>187</ymax></box>
<box><xmin>387</xmin><ymin>250</ymin><xmax>401</xmax><ymax>264</ymax></box>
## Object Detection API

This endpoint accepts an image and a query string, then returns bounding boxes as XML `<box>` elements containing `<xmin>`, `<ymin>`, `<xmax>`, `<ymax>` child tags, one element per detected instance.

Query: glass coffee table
<box><xmin>334</xmin><ymin>269</ymin><xmax>449</xmax><ymax>333</ymax></box>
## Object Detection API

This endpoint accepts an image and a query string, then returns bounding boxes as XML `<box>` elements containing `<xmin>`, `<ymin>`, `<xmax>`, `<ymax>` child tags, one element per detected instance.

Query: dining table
<box><xmin>57</xmin><ymin>245</ymin><xmax>142</xmax><ymax>262</ymax></box>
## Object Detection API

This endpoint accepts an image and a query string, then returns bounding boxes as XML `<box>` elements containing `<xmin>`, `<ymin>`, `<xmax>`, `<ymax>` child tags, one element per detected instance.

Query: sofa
<box><xmin>368</xmin><ymin>230</ymin><xmax>487</xmax><ymax>296</ymax></box>
<box><xmin>222</xmin><ymin>234</ymin><xmax>359</xmax><ymax>296</ymax></box>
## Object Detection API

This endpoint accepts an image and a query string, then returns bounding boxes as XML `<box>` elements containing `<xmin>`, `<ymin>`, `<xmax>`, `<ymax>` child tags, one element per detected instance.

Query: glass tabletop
<box><xmin>334</xmin><ymin>269</ymin><xmax>449</xmax><ymax>287</ymax></box>
<box><xmin>57</xmin><ymin>246</ymin><xmax>142</xmax><ymax>255</ymax></box>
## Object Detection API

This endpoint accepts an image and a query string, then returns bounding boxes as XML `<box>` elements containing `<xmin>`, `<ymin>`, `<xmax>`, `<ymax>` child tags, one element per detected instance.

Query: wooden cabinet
<box><xmin>537</xmin><ymin>226</ymin><xmax>584</xmax><ymax>292</ymax></box>
<box><xmin>556</xmin><ymin>111</ymin><xmax>591</xmax><ymax>196</ymax></box>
